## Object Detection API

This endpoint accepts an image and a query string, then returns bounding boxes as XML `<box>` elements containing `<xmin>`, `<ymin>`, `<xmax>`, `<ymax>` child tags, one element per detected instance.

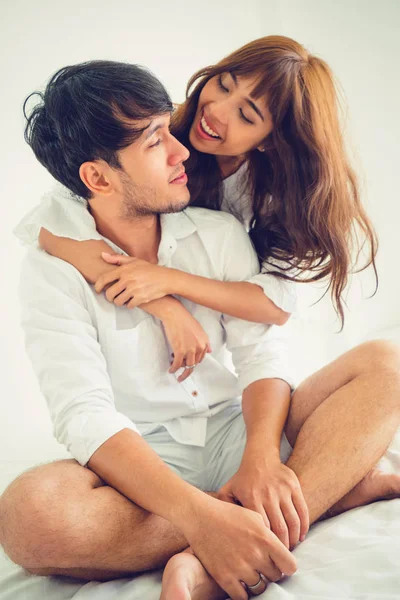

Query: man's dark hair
<box><xmin>23</xmin><ymin>60</ymin><xmax>173</xmax><ymax>199</ymax></box>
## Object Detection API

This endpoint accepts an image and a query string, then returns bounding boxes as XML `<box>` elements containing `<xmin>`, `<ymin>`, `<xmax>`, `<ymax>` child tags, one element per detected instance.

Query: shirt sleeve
<box><xmin>246</xmin><ymin>264</ymin><xmax>298</xmax><ymax>314</ymax></box>
<box><xmin>220</xmin><ymin>215</ymin><xmax>295</xmax><ymax>392</ymax></box>
<box><xmin>19</xmin><ymin>249</ymin><xmax>140</xmax><ymax>466</ymax></box>
<box><xmin>13</xmin><ymin>183</ymin><xmax>101</xmax><ymax>247</ymax></box>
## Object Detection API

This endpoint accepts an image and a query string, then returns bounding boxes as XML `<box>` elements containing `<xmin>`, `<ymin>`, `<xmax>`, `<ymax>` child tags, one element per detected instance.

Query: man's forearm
<box><xmin>242</xmin><ymin>378</ymin><xmax>291</xmax><ymax>458</ymax></box>
<box><xmin>87</xmin><ymin>428</ymin><xmax>211</xmax><ymax>531</ymax></box>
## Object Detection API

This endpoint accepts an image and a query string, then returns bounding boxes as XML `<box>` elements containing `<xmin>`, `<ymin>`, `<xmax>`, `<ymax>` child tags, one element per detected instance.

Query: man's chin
<box><xmin>161</xmin><ymin>197</ymin><xmax>191</xmax><ymax>214</ymax></box>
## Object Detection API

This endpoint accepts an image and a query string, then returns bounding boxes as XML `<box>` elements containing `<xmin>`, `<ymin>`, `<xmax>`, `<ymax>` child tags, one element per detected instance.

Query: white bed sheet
<box><xmin>1</xmin><ymin>434</ymin><xmax>399</xmax><ymax>600</ymax></box>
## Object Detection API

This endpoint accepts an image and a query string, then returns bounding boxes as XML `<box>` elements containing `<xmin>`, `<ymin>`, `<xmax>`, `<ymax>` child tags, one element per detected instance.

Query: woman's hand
<box><xmin>162</xmin><ymin>302</ymin><xmax>212</xmax><ymax>383</ymax></box>
<box><xmin>94</xmin><ymin>253</ymin><xmax>181</xmax><ymax>307</ymax></box>
<box><xmin>217</xmin><ymin>455</ymin><xmax>309</xmax><ymax>550</ymax></box>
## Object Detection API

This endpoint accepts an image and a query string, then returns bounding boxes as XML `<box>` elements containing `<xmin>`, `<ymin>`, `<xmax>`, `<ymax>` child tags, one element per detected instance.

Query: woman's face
<box><xmin>189</xmin><ymin>72</ymin><xmax>273</xmax><ymax>157</ymax></box>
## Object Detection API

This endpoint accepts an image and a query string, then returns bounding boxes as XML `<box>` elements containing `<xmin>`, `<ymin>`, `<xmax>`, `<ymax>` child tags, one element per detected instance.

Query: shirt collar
<box><xmin>160</xmin><ymin>210</ymin><xmax>197</xmax><ymax>241</ymax></box>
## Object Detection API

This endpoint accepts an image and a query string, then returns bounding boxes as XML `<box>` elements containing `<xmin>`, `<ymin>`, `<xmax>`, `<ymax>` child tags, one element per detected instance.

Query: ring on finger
<box><xmin>246</xmin><ymin>572</ymin><xmax>268</xmax><ymax>595</ymax></box>
<box><xmin>184</xmin><ymin>364</ymin><xmax>197</xmax><ymax>370</ymax></box>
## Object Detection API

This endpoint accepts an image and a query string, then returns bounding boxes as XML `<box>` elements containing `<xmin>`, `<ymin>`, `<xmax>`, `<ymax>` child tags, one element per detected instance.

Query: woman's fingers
<box><xmin>101</xmin><ymin>252</ymin><xmax>136</xmax><ymax>265</ymax></box>
<box><xmin>177</xmin><ymin>351</ymin><xmax>196</xmax><ymax>382</ymax></box>
<box><xmin>169</xmin><ymin>352</ymin><xmax>185</xmax><ymax>374</ymax></box>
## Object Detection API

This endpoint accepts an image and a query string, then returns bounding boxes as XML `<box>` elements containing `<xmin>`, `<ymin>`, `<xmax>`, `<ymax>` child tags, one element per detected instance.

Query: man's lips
<box><xmin>169</xmin><ymin>170</ymin><xmax>188</xmax><ymax>184</ymax></box>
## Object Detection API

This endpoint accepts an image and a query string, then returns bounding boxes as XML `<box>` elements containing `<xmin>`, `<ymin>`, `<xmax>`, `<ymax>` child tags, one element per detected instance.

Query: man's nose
<box><xmin>168</xmin><ymin>137</ymin><xmax>190</xmax><ymax>165</ymax></box>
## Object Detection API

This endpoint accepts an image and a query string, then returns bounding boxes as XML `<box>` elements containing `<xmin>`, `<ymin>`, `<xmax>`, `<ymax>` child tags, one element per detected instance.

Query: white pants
<box><xmin>143</xmin><ymin>404</ymin><xmax>293</xmax><ymax>492</ymax></box>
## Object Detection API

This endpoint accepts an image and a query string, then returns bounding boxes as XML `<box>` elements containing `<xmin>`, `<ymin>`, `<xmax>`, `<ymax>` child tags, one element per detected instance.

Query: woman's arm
<box><xmin>97</xmin><ymin>254</ymin><xmax>290</xmax><ymax>326</ymax></box>
<box><xmin>172</xmin><ymin>271</ymin><xmax>290</xmax><ymax>326</ymax></box>
<box><xmin>39</xmin><ymin>229</ymin><xmax>290</xmax><ymax>325</ymax></box>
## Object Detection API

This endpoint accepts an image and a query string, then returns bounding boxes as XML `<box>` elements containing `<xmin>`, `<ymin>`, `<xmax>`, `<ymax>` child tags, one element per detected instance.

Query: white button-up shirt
<box><xmin>15</xmin><ymin>189</ymin><xmax>293</xmax><ymax>466</ymax></box>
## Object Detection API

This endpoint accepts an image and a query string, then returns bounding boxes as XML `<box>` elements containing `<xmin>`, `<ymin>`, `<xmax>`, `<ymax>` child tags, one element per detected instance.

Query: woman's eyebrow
<box><xmin>229</xmin><ymin>71</ymin><xmax>265</xmax><ymax>122</ymax></box>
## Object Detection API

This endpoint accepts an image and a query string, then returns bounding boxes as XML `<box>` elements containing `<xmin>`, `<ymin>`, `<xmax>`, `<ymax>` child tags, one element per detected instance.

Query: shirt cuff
<box><xmin>246</xmin><ymin>272</ymin><xmax>297</xmax><ymax>313</ymax></box>
<box><xmin>58</xmin><ymin>411</ymin><xmax>141</xmax><ymax>467</ymax></box>
<box><xmin>238</xmin><ymin>366</ymin><xmax>296</xmax><ymax>395</ymax></box>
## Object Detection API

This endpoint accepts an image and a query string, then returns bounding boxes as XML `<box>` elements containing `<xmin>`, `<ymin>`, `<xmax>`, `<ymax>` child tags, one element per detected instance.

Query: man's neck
<box><xmin>89</xmin><ymin>202</ymin><xmax>161</xmax><ymax>263</ymax></box>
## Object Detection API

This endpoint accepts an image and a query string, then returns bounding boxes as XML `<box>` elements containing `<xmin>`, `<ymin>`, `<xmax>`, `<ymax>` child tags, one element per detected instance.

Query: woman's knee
<box><xmin>0</xmin><ymin>459</ymin><xmax>102</xmax><ymax>568</ymax></box>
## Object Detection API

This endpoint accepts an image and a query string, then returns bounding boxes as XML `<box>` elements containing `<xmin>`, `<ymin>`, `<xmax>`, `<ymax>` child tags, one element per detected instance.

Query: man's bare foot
<box><xmin>160</xmin><ymin>550</ymin><xmax>226</xmax><ymax>600</ymax></box>
<box><xmin>322</xmin><ymin>468</ymin><xmax>400</xmax><ymax>519</ymax></box>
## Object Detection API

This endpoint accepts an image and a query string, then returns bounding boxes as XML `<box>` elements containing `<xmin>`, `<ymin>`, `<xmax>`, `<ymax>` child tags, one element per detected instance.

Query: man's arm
<box><xmin>218</xmin><ymin>216</ymin><xmax>309</xmax><ymax>549</ymax></box>
<box><xmin>19</xmin><ymin>249</ymin><xmax>296</xmax><ymax>594</ymax></box>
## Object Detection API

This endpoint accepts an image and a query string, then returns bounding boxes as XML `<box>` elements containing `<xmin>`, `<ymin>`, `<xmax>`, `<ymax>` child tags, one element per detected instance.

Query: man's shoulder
<box><xmin>20</xmin><ymin>247</ymin><xmax>87</xmax><ymax>294</ymax></box>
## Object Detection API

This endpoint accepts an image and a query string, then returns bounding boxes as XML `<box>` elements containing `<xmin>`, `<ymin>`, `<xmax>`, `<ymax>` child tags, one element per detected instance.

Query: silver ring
<box><xmin>184</xmin><ymin>364</ymin><xmax>196</xmax><ymax>370</ymax></box>
<box><xmin>246</xmin><ymin>573</ymin><xmax>266</xmax><ymax>592</ymax></box>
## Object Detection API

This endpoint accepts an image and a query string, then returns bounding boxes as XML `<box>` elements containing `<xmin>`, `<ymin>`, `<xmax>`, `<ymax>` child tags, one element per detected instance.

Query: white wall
<box><xmin>1</xmin><ymin>0</ymin><xmax>399</xmax><ymax>465</ymax></box>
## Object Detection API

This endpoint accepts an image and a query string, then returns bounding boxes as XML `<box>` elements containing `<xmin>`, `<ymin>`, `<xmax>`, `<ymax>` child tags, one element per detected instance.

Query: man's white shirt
<box><xmin>15</xmin><ymin>189</ymin><xmax>294</xmax><ymax>466</ymax></box>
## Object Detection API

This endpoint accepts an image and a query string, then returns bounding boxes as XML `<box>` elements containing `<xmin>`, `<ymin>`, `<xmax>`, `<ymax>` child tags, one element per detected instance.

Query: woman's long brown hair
<box><xmin>171</xmin><ymin>35</ymin><xmax>378</xmax><ymax>328</ymax></box>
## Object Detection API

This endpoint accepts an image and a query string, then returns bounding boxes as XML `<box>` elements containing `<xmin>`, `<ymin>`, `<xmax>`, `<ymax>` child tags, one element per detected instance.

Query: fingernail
<box><xmin>300</xmin><ymin>535</ymin><xmax>306</xmax><ymax>542</ymax></box>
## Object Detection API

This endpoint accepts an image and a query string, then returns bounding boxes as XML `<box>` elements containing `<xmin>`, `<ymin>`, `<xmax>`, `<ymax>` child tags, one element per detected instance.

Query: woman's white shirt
<box><xmin>221</xmin><ymin>163</ymin><xmax>297</xmax><ymax>314</ymax></box>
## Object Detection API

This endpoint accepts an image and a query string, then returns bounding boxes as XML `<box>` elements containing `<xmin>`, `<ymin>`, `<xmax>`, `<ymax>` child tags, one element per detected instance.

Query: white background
<box><xmin>1</xmin><ymin>0</ymin><xmax>399</xmax><ymax>468</ymax></box>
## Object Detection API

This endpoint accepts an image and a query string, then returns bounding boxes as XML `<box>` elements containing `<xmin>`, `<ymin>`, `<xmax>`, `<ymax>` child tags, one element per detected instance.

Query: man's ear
<box><xmin>79</xmin><ymin>161</ymin><xmax>114</xmax><ymax>197</ymax></box>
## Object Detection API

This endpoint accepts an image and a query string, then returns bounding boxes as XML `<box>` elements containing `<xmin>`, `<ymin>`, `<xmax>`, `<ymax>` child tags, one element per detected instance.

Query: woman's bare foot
<box><xmin>160</xmin><ymin>549</ymin><xmax>226</xmax><ymax>600</ymax></box>
<box><xmin>322</xmin><ymin>468</ymin><xmax>400</xmax><ymax>519</ymax></box>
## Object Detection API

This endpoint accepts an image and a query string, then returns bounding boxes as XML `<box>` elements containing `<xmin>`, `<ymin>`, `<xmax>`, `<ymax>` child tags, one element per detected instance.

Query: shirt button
<box><xmin>192</xmin><ymin>391</ymin><xmax>198</xmax><ymax>397</ymax></box>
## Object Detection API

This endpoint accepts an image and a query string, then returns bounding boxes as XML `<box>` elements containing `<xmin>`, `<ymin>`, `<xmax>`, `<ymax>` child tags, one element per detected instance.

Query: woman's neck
<box><xmin>216</xmin><ymin>154</ymin><xmax>247</xmax><ymax>179</ymax></box>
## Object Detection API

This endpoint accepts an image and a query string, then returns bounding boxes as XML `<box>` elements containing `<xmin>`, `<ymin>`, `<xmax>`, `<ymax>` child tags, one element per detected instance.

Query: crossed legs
<box><xmin>1</xmin><ymin>340</ymin><xmax>400</xmax><ymax>590</ymax></box>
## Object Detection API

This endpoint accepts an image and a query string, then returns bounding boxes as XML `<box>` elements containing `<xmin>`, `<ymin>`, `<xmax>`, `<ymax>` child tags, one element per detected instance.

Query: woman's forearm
<box><xmin>38</xmin><ymin>229</ymin><xmax>184</xmax><ymax>321</ymax></box>
<box><xmin>172</xmin><ymin>270</ymin><xmax>290</xmax><ymax>325</ymax></box>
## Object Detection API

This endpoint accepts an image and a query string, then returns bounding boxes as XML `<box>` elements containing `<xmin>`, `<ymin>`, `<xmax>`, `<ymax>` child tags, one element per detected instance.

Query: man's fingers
<box><xmin>281</xmin><ymin>500</ymin><xmax>301</xmax><ymax>549</ymax></box>
<box><xmin>292</xmin><ymin>489</ymin><xmax>309</xmax><ymax>542</ymax></box>
<box><xmin>267</xmin><ymin>538</ymin><xmax>297</xmax><ymax>578</ymax></box>
<box><xmin>254</xmin><ymin>504</ymin><xmax>270</xmax><ymax>529</ymax></box>
<box><xmin>268</xmin><ymin>502</ymin><xmax>290</xmax><ymax>549</ymax></box>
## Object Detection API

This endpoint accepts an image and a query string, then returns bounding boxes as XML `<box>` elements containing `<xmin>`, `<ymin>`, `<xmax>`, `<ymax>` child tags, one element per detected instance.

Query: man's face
<box><xmin>114</xmin><ymin>113</ymin><xmax>191</xmax><ymax>219</ymax></box>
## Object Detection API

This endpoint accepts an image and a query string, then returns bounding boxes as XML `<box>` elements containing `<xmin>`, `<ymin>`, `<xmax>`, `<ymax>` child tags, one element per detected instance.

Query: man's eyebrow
<box><xmin>229</xmin><ymin>71</ymin><xmax>265</xmax><ymax>122</ymax></box>
<box><xmin>143</xmin><ymin>122</ymin><xmax>164</xmax><ymax>141</ymax></box>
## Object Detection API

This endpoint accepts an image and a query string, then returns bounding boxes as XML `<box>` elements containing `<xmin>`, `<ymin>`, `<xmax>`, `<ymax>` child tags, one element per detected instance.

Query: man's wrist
<box><xmin>243</xmin><ymin>436</ymin><xmax>282</xmax><ymax>462</ymax></box>
<box><xmin>167</xmin><ymin>486</ymin><xmax>215</xmax><ymax>533</ymax></box>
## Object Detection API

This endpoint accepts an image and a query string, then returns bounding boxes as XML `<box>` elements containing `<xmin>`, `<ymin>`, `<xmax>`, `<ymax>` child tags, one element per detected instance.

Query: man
<box><xmin>1</xmin><ymin>61</ymin><xmax>400</xmax><ymax>600</ymax></box>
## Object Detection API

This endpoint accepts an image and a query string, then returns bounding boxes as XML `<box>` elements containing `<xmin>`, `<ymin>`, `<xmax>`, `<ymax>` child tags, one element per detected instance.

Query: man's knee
<box><xmin>0</xmin><ymin>459</ymin><xmax>98</xmax><ymax>569</ymax></box>
<box><xmin>355</xmin><ymin>339</ymin><xmax>400</xmax><ymax>376</ymax></box>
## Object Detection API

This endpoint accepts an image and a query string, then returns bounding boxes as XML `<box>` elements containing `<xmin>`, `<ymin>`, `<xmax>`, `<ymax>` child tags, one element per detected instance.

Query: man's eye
<box><xmin>150</xmin><ymin>139</ymin><xmax>162</xmax><ymax>148</ymax></box>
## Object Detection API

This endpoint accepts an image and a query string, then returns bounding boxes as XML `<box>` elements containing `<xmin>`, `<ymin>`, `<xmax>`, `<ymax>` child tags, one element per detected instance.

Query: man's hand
<box><xmin>95</xmin><ymin>253</ymin><xmax>180</xmax><ymax>306</ymax></box>
<box><xmin>217</xmin><ymin>455</ymin><xmax>309</xmax><ymax>550</ymax></box>
<box><xmin>182</xmin><ymin>496</ymin><xmax>297</xmax><ymax>600</ymax></box>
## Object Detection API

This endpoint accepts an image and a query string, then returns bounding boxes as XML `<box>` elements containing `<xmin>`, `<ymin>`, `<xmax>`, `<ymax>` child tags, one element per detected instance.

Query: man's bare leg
<box><xmin>0</xmin><ymin>459</ymin><xmax>191</xmax><ymax>581</ymax></box>
<box><xmin>284</xmin><ymin>339</ymin><xmax>400</xmax><ymax>523</ymax></box>
<box><xmin>160</xmin><ymin>340</ymin><xmax>400</xmax><ymax>599</ymax></box>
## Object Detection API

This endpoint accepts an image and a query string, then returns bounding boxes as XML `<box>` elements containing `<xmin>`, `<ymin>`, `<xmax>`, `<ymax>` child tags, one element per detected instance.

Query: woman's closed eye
<box><xmin>217</xmin><ymin>75</ymin><xmax>254</xmax><ymax>125</ymax></box>
<box><xmin>149</xmin><ymin>138</ymin><xmax>162</xmax><ymax>148</ymax></box>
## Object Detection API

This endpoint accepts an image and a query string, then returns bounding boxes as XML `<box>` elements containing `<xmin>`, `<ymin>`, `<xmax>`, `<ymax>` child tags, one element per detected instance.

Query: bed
<box><xmin>1</xmin><ymin>428</ymin><xmax>399</xmax><ymax>600</ymax></box>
